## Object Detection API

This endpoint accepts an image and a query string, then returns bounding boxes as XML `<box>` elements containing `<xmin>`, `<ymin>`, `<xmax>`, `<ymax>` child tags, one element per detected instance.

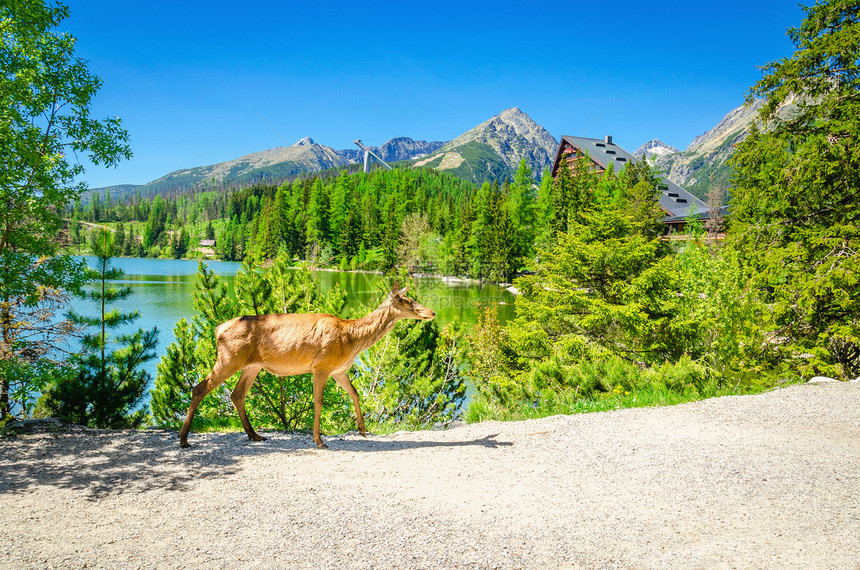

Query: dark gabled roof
<box><xmin>552</xmin><ymin>135</ymin><xmax>709</xmax><ymax>219</ymax></box>
<box><xmin>662</xmin><ymin>205</ymin><xmax>731</xmax><ymax>225</ymax></box>
<box><xmin>655</xmin><ymin>179</ymin><xmax>709</xmax><ymax>219</ymax></box>
<box><xmin>551</xmin><ymin>135</ymin><xmax>635</xmax><ymax>176</ymax></box>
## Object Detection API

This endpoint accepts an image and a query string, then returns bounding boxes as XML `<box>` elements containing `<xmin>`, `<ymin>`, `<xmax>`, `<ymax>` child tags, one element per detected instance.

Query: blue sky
<box><xmin>63</xmin><ymin>0</ymin><xmax>806</xmax><ymax>188</ymax></box>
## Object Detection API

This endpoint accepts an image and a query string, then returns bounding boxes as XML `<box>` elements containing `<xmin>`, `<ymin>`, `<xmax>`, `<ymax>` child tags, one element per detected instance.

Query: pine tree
<box><xmin>41</xmin><ymin>228</ymin><xmax>157</xmax><ymax>428</ymax></box>
<box><xmin>142</xmin><ymin>195</ymin><xmax>166</xmax><ymax>250</ymax></box>
<box><xmin>551</xmin><ymin>152</ymin><xmax>597</xmax><ymax>235</ymax></box>
<box><xmin>507</xmin><ymin>159</ymin><xmax>538</xmax><ymax>263</ymax></box>
<box><xmin>619</xmin><ymin>158</ymin><xmax>666</xmax><ymax>240</ymax></box>
<box><xmin>216</xmin><ymin>220</ymin><xmax>237</xmax><ymax>260</ymax></box>
<box><xmin>235</xmin><ymin>256</ymin><xmax>273</xmax><ymax>317</ymax></box>
<box><xmin>329</xmin><ymin>172</ymin><xmax>352</xmax><ymax>259</ymax></box>
<box><xmin>114</xmin><ymin>221</ymin><xmax>126</xmax><ymax>254</ymax></box>
<box><xmin>170</xmin><ymin>227</ymin><xmax>189</xmax><ymax>259</ymax></box>
<box><xmin>150</xmin><ymin>318</ymin><xmax>202</xmax><ymax>426</ymax></box>
<box><xmin>466</xmin><ymin>181</ymin><xmax>495</xmax><ymax>278</ymax></box>
<box><xmin>306</xmin><ymin>179</ymin><xmax>330</xmax><ymax>259</ymax></box>
<box><xmin>353</xmin><ymin>281</ymin><xmax>466</xmax><ymax>428</ymax></box>
<box><xmin>486</xmin><ymin>196</ymin><xmax>517</xmax><ymax>282</ymax></box>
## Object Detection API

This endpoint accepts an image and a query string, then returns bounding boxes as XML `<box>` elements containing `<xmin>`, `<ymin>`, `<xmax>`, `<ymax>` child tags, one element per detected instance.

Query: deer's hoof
<box><xmin>179</xmin><ymin>441</ymin><xmax>190</xmax><ymax>449</ymax></box>
<box><xmin>316</xmin><ymin>442</ymin><xmax>329</xmax><ymax>449</ymax></box>
<box><xmin>249</xmin><ymin>435</ymin><xmax>267</xmax><ymax>442</ymax></box>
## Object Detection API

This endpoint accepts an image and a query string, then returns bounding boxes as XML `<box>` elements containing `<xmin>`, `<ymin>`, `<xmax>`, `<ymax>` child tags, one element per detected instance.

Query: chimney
<box><xmin>605</xmin><ymin>135</ymin><xmax>613</xmax><ymax>145</ymax></box>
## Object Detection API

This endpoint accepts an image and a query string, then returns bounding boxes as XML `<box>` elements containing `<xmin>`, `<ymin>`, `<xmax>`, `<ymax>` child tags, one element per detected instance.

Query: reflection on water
<box><xmin>72</xmin><ymin>257</ymin><xmax>516</xmax><ymax>393</ymax></box>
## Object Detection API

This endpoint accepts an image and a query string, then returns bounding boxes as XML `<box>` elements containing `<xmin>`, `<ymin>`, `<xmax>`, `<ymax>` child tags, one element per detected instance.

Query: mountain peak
<box><xmin>498</xmin><ymin>106</ymin><xmax>523</xmax><ymax>117</ymax></box>
<box><xmin>633</xmin><ymin>139</ymin><xmax>679</xmax><ymax>160</ymax></box>
<box><xmin>447</xmin><ymin>108</ymin><xmax>556</xmax><ymax>146</ymax></box>
<box><xmin>293</xmin><ymin>137</ymin><xmax>316</xmax><ymax>146</ymax></box>
<box><xmin>414</xmin><ymin>108</ymin><xmax>558</xmax><ymax>184</ymax></box>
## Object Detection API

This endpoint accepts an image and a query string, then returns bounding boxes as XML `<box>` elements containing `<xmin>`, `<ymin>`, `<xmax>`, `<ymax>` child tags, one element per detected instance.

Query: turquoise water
<box><xmin>72</xmin><ymin>257</ymin><xmax>515</xmax><ymax>395</ymax></box>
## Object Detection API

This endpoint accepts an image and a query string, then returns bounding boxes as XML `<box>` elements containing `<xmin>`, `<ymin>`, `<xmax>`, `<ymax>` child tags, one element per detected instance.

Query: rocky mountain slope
<box><xmin>635</xmin><ymin>100</ymin><xmax>766</xmax><ymax>200</ymax></box>
<box><xmin>413</xmin><ymin>107</ymin><xmax>559</xmax><ymax>185</ymax></box>
<box><xmin>91</xmin><ymin>101</ymin><xmax>789</xmax><ymax>204</ymax></box>
<box><xmin>339</xmin><ymin>137</ymin><xmax>445</xmax><ymax>164</ymax></box>
<box><xmin>143</xmin><ymin>137</ymin><xmax>348</xmax><ymax>194</ymax></box>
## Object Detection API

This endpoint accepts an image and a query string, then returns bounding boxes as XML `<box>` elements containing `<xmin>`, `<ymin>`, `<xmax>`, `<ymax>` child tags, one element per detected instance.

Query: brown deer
<box><xmin>178</xmin><ymin>284</ymin><xmax>435</xmax><ymax>449</ymax></box>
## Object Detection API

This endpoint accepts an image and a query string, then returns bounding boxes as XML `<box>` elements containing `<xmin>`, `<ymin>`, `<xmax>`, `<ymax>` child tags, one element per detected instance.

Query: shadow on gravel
<box><xmin>325</xmin><ymin>433</ymin><xmax>513</xmax><ymax>452</ymax></box>
<box><xmin>0</xmin><ymin>424</ymin><xmax>512</xmax><ymax>499</ymax></box>
<box><xmin>0</xmin><ymin>424</ymin><xmax>314</xmax><ymax>499</ymax></box>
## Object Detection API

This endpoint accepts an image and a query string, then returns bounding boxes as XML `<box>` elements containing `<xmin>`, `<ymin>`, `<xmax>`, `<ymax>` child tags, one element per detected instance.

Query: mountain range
<box><xmin>93</xmin><ymin>108</ymin><xmax>556</xmax><ymax>200</ymax></box>
<box><xmin>93</xmin><ymin>102</ymin><xmax>770</xmax><ymax>203</ymax></box>
<box><xmin>105</xmin><ymin>136</ymin><xmax>444</xmax><ymax>199</ymax></box>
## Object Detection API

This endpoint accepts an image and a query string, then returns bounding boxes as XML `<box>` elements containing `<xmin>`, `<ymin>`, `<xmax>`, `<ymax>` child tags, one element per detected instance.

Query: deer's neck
<box><xmin>346</xmin><ymin>305</ymin><xmax>400</xmax><ymax>354</ymax></box>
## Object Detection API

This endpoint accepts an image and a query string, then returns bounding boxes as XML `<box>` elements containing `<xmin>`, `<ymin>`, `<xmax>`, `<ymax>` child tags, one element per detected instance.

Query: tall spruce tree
<box><xmin>41</xmin><ymin>229</ymin><xmax>157</xmax><ymax>428</ymax></box>
<box><xmin>729</xmin><ymin>0</ymin><xmax>860</xmax><ymax>379</ymax></box>
<box><xmin>507</xmin><ymin>159</ymin><xmax>538</xmax><ymax>267</ymax></box>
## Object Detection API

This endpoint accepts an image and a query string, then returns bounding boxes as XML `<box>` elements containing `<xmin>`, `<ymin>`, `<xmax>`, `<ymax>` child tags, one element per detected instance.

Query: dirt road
<box><xmin>2</xmin><ymin>382</ymin><xmax>858</xmax><ymax>568</ymax></box>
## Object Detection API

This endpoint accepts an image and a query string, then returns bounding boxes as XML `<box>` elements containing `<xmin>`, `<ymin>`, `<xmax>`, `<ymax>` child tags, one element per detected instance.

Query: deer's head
<box><xmin>387</xmin><ymin>284</ymin><xmax>435</xmax><ymax>321</ymax></box>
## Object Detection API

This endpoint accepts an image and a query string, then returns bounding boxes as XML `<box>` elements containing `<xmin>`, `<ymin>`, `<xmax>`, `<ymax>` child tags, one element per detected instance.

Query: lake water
<box><xmin>73</xmin><ymin>257</ymin><xmax>515</xmax><ymax>392</ymax></box>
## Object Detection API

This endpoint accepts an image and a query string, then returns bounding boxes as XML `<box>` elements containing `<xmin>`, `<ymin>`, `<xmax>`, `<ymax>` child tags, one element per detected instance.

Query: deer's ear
<box><xmin>391</xmin><ymin>280</ymin><xmax>400</xmax><ymax>295</ymax></box>
<box><xmin>397</xmin><ymin>286</ymin><xmax>408</xmax><ymax>296</ymax></box>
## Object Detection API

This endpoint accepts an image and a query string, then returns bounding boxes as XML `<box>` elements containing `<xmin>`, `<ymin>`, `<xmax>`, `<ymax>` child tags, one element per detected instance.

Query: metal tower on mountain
<box><xmin>353</xmin><ymin>140</ymin><xmax>392</xmax><ymax>173</ymax></box>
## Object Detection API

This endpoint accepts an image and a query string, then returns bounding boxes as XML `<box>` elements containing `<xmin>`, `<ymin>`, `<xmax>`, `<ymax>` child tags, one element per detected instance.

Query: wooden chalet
<box><xmin>551</xmin><ymin>135</ymin><xmax>709</xmax><ymax>224</ymax></box>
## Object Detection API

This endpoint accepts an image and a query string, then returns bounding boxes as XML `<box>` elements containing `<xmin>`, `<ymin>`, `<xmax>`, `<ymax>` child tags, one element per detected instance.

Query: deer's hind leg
<box><xmin>312</xmin><ymin>370</ymin><xmax>331</xmax><ymax>449</ymax></box>
<box><xmin>179</xmin><ymin>358</ymin><xmax>241</xmax><ymax>448</ymax></box>
<box><xmin>231</xmin><ymin>365</ymin><xmax>266</xmax><ymax>442</ymax></box>
<box><xmin>332</xmin><ymin>371</ymin><xmax>366</xmax><ymax>437</ymax></box>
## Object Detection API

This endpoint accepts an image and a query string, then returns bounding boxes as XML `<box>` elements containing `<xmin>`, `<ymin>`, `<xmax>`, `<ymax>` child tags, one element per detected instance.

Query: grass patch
<box><xmin>463</xmin><ymin>381</ymin><xmax>784</xmax><ymax>424</ymax></box>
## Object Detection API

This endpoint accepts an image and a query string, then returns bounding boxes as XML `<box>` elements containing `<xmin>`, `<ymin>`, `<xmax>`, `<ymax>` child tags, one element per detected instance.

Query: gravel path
<box><xmin>2</xmin><ymin>382</ymin><xmax>859</xmax><ymax>569</ymax></box>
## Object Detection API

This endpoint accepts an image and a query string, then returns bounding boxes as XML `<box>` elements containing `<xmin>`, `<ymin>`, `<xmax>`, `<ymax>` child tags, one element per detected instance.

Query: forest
<box><xmin>71</xmin><ymin>163</ymin><xmax>543</xmax><ymax>283</ymax></box>
<box><xmin>1</xmin><ymin>0</ymin><xmax>858</xmax><ymax>436</ymax></box>
<box><xmin>70</xmin><ymin>147</ymin><xmax>672</xmax><ymax>283</ymax></box>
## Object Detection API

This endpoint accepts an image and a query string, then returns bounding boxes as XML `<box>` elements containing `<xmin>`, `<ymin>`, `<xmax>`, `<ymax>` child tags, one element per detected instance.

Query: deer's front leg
<box><xmin>179</xmin><ymin>358</ymin><xmax>240</xmax><ymax>448</ymax></box>
<box><xmin>312</xmin><ymin>370</ymin><xmax>330</xmax><ymax>449</ymax></box>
